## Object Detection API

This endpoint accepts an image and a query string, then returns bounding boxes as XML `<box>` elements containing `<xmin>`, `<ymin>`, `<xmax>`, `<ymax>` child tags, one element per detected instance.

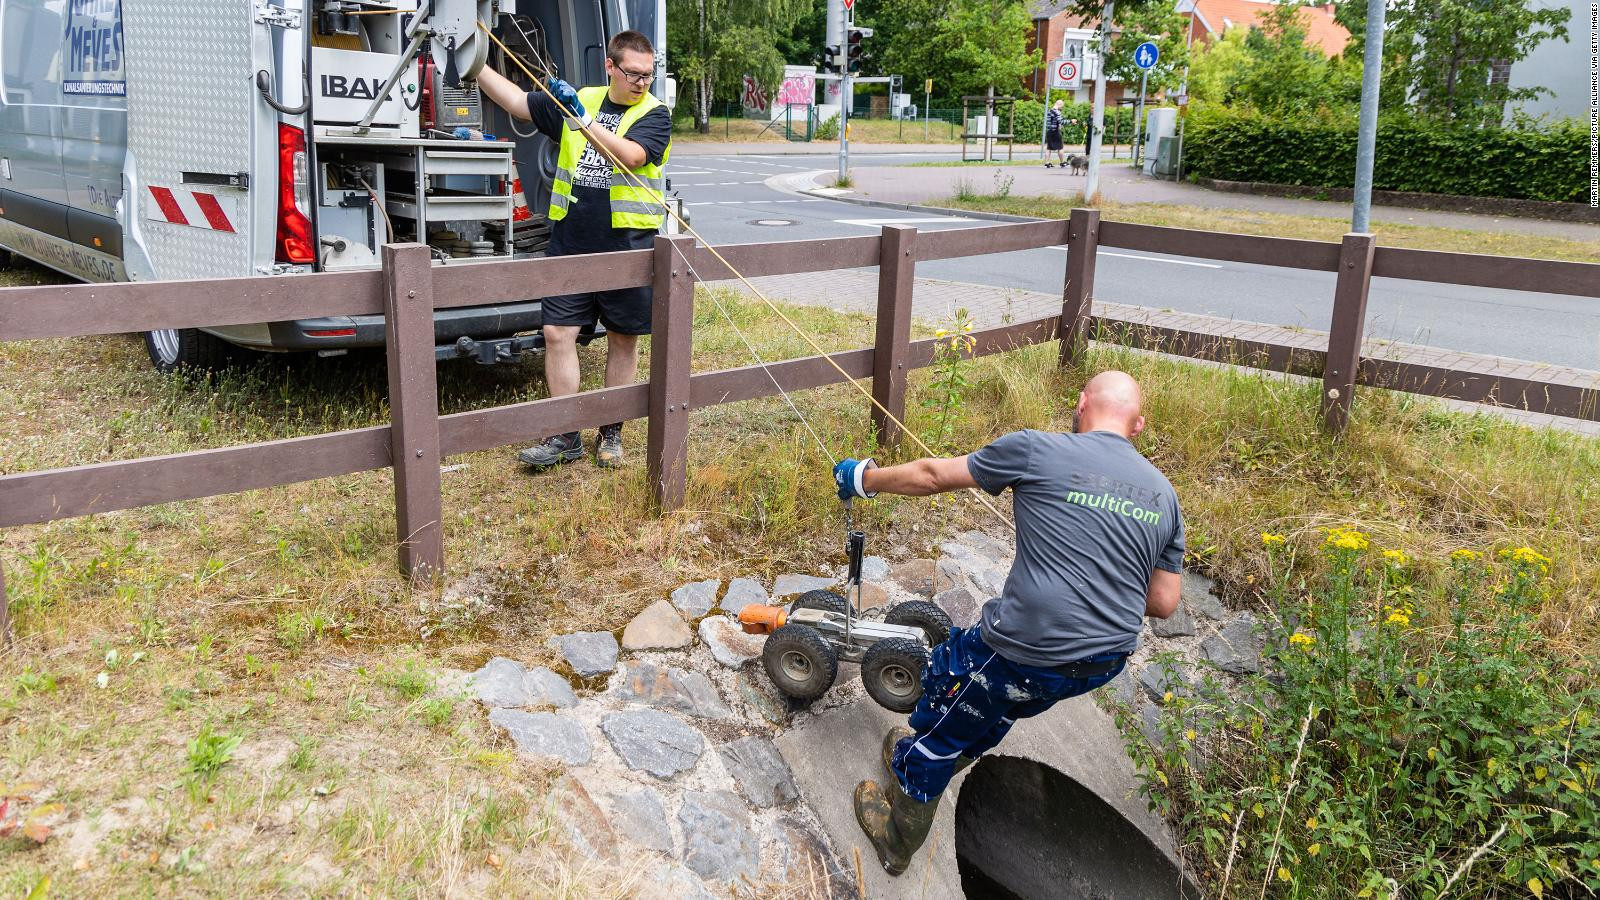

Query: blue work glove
<box><xmin>833</xmin><ymin>457</ymin><xmax>879</xmax><ymax>502</ymax></box>
<box><xmin>547</xmin><ymin>77</ymin><xmax>591</xmax><ymax>126</ymax></box>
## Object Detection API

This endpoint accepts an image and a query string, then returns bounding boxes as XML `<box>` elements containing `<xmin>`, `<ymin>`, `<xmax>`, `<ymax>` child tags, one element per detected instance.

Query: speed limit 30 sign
<box><xmin>1049</xmin><ymin>57</ymin><xmax>1081</xmax><ymax>89</ymax></box>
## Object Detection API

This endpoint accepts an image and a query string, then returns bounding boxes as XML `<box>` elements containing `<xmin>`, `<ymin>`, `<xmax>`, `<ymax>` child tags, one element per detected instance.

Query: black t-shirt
<box><xmin>524</xmin><ymin>91</ymin><xmax>672</xmax><ymax>256</ymax></box>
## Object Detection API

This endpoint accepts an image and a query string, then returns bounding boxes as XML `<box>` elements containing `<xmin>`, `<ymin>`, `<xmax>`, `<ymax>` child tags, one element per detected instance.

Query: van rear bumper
<box><xmin>212</xmin><ymin>299</ymin><xmax>546</xmax><ymax>351</ymax></box>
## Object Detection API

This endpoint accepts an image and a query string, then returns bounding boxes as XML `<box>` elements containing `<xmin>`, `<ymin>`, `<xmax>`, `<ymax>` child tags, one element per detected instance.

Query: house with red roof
<box><xmin>1026</xmin><ymin>0</ymin><xmax>1350</xmax><ymax>103</ymax></box>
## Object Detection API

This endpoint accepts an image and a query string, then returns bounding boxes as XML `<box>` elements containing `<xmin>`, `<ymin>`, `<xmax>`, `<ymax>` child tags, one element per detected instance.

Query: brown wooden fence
<box><xmin>3</xmin><ymin>208</ymin><xmax>1598</xmax><ymax>638</ymax></box>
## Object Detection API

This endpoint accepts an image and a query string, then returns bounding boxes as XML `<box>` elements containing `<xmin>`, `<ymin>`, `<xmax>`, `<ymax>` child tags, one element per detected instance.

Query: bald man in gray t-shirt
<box><xmin>833</xmin><ymin>370</ymin><xmax>1185</xmax><ymax>877</ymax></box>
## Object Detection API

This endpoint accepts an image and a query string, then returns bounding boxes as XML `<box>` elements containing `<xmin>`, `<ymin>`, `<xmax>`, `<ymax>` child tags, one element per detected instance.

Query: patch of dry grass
<box><xmin>939</xmin><ymin>194</ymin><xmax>1600</xmax><ymax>264</ymax></box>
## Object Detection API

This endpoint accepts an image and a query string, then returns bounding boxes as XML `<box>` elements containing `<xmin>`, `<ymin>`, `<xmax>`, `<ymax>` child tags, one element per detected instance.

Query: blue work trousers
<box><xmin>889</xmin><ymin>626</ymin><xmax>1126</xmax><ymax>803</ymax></box>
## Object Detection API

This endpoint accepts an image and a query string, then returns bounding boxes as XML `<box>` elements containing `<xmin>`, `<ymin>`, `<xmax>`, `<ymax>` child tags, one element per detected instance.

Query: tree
<box><xmin>941</xmin><ymin>0</ymin><xmax>1042</xmax><ymax>97</ymax></box>
<box><xmin>1336</xmin><ymin>0</ymin><xmax>1570</xmax><ymax>126</ymax></box>
<box><xmin>1231</xmin><ymin>2</ymin><xmax>1346</xmax><ymax>114</ymax></box>
<box><xmin>666</xmin><ymin>0</ymin><xmax>812</xmax><ymax>132</ymax></box>
<box><xmin>1101</xmin><ymin>2</ymin><xmax>1191</xmax><ymax>94</ymax></box>
<box><xmin>1186</xmin><ymin>2</ymin><xmax>1359</xmax><ymax>115</ymax></box>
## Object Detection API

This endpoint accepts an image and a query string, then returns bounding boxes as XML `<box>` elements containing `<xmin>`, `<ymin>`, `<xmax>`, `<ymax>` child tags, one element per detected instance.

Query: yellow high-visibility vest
<box><xmin>548</xmin><ymin>86</ymin><xmax>670</xmax><ymax>230</ymax></box>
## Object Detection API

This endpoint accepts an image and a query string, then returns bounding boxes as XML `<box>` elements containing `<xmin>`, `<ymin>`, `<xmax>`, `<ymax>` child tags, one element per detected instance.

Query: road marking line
<box><xmin>1044</xmin><ymin>246</ymin><xmax>1223</xmax><ymax>268</ymax></box>
<box><xmin>834</xmin><ymin>216</ymin><xmax>978</xmax><ymax>227</ymax></box>
<box><xmin>1101</xmin><ymin>250</ymin><xmax>1223</xmax><ymax>269</ymax></box>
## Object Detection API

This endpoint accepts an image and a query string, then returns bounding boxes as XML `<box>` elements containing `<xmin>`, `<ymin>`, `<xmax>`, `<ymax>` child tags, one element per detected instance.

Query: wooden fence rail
<box><xmin>3</xmin><ymin>211</ymin><xmax>1598</xmax><ymax>638</ymax></box>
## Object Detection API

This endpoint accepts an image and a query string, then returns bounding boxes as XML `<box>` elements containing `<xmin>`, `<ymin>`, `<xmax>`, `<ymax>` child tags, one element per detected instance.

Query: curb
<box><xmin>799</xmin><ymin>191</ymin><xmax>1044</xmax><ymax>223</ymax></box>
<box><xmin>786</xmin><ymin>169</ymin><xmax>1048</xmax><ymax>223</ymax></box>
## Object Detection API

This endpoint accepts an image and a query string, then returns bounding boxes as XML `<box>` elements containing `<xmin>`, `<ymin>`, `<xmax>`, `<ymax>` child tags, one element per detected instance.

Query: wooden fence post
<box><xmin>648</xmin><ymin>234</ymin><xmax>698</xmax><ymax>513</ymax></box>
<box><xmin>383</xmin><ymin>243</ymin><xmax>444</xmax><ymax>579</ymax></box>
<box><xmin>1321</xmin><ymin>232</ymin><xmax>1377</xmax><ymax>434</ymax></box>
<box><xmin>1058</xmin><ymin>207</ymin><xmax>1101</xmax><ymax>369</ymax></box>
<box><xmin>872</xmin><ymin>225</ymin><xmax>917</xmax><ymax>448</ymax></box>
<box><xmin>0</xmin><ymin>559</ymin><xmax>10</xmax><ymax>646</ymax></box>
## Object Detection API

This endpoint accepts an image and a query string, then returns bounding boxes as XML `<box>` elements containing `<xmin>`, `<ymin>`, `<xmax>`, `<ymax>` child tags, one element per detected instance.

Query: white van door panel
<box><xmin>121</xmin><ymin>0</ymin><xmax>264</xmax><ymax>280</ymax></box>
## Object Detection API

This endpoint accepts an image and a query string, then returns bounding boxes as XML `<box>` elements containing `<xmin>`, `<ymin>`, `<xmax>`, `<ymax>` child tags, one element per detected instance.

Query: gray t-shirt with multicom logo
<box><xmin>966</xmin><ymin>429</ymin><xmax>1184</xmax><ymax>667</ymax></box>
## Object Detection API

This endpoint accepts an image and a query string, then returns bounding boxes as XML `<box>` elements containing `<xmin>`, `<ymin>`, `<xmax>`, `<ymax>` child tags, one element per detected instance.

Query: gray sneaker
<box><xmin>517</xmin><ymin>432</ymin><xmax>583</xmax><ymax>468</ymax></box>
<box><xmin>595</xmin><ymin>424</ymin><xmax>624</xmax><ymax>469</ymax></box>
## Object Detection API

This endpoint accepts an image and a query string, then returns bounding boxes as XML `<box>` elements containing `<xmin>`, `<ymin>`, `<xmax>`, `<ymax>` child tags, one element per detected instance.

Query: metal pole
<box><xmin>1083</xmin><ymin>0</ymin><xmax>1114</xmax><ymax>204</ymax></box>
<box><xmin>1173</xmin><ymin>8</ymin><xmax>1196</xmax><ymax>181</ymax></box>
<box><xmin>1133</xmin><ymin>68</ymin><xmax>1148</xmax><ymax>167</ymax></box>
<box><xmin>1351</xmin><ymin>0</ymin><xmax>1387</xmax><ymax>233</ymax></box>
<box><xmin>838</xmin><ymin>2</ymin><xmax>850</xmax><ymax>182</ymax></box>
<box><xmin>924</xmin><ymin>86</ymin><xmax>930</xmax><ymax>140</ymax></box>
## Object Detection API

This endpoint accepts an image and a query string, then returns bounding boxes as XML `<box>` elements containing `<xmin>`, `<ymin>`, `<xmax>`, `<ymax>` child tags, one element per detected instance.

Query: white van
<box><xmin>0</xmin><ymin>0</ymin><xmax>669</xmax><ymax>369</ymax></box>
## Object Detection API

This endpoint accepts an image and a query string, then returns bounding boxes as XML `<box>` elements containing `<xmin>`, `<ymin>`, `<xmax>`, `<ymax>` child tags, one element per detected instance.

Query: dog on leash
<box><xmin>1066</xmin><ymin>154</ymin><xmax>1088</xmax><ymax>175</ymax></box>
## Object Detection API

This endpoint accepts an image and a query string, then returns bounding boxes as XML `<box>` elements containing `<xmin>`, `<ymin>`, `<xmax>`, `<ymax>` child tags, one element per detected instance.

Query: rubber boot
<box><xmin>854</xmin><ymin>777</ymin><xmax>941</xmax><ymax>876</ymax></box>
<box><xmin>882</xmin><ymin>726</ymin><xmax>974</xmax><ymax>781</ymax></box>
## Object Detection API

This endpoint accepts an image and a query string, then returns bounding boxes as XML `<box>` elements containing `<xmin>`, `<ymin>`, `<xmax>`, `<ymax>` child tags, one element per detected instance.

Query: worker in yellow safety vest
<box><xmin>478</xmin><ymin>30</ymin><xmax>672</xmax><ymax>470</ymax></box>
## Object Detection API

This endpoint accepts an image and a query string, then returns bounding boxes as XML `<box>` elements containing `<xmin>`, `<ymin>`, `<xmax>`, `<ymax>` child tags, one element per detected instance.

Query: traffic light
<box><xmin>845</xmin><ymin>27</ymin><xmax>871</xmax><ymax>73</ymax></box>
<box><xmin>822</xmin><ymin>44</ymin><xmax>840</xmax><ymax>74</ymax></box>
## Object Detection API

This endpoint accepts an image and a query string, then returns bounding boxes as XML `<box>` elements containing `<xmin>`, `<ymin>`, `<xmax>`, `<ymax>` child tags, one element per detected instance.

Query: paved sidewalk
<box><xmin>705</xmin><ymin>269</ymin><xmax>1600</xmax><ymax>436</ymax></box>
<box><xmin>837</xmin><ymin>164</ymin><xmax>1600</xmax><ymax>241</ymax></box>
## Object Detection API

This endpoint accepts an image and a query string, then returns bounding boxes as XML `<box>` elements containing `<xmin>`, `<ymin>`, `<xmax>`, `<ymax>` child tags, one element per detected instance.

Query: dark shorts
<box><xmin>541</xmin><ymin>285</ymin><xmax>653</xmax><ymax>335</ymax></box>
<box><xmin>1045</xmin><ymin>130</ymin><xmax>1064</xmax><ymax>151</ymax></box>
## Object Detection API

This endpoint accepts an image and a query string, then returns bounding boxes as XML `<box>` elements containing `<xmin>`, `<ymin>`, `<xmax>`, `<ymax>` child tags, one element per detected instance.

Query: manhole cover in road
<box><xmin>749</xmin><ymin>219</ymin><xmax>798</xmax><ymax>226</ymax></box>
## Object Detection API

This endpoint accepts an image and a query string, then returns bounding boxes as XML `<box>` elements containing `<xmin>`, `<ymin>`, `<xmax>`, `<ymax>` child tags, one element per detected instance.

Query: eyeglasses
<box><xmin>614</xmin><ymin>65</ymin><xmax>655</xmax><ymax>86</ymax></box>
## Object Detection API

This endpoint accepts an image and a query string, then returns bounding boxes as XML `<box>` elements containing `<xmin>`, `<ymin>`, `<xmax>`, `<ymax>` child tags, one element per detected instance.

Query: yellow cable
<box><xmin>478</xmin><ymin>24</ymin><xmax>1014</xmax><ymax>531</ymax></box>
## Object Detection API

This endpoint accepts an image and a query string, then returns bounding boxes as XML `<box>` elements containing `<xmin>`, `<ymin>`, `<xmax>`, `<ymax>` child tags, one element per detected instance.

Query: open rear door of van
<box><xmin>121</xmin><ymin>0</ymin><xmax>276</xmax><ymax>280</ymax></box>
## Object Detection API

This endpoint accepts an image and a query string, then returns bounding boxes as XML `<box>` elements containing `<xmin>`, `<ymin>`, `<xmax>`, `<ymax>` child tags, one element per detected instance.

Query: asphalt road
<box><xmin>668</xmin><ymin>152</ymin><xmax>1600</xmax><ymax>371</ymax></box>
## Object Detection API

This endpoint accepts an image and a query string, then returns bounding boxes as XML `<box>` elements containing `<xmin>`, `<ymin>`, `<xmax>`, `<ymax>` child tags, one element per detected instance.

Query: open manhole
<box><xmin>955</xmin><ymin>755</ymin><xmax>1203</xmax><ymax>899</ymax></box>
<box><xmin>749</xmin><ymin>218</ymin><xmax>798</xmax><ymax>226</ymax></box>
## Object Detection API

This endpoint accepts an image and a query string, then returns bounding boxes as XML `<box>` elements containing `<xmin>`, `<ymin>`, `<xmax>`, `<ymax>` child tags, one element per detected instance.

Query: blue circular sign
<box><xmin>1134</xmin><ymin>41</ymin><xmax>1160</xmax><ymax>70</ymax></box>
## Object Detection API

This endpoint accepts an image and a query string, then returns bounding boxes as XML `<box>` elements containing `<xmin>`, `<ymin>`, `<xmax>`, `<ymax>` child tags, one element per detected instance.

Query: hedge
<box><xmin>1180</xmin><ymin>106</ymin><xmax>1589</xmax><ymax>203</ymax></box>
<box><xmin>1012</xmin><ymin>100</ymin><xmax>1143</xmax><ymax>148</ymax></box>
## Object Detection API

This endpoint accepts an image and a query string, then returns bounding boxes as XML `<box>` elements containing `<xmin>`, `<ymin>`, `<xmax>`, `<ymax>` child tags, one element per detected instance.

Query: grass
<box><xmin>4</xmin><ymin>249</ymin><xmax>1600</xmax><ymax>892</ymax></box>
<box><xmin>938</xmin><ymin>193</ymin><xmax>1600</xmax><ymax>263</ymax></box>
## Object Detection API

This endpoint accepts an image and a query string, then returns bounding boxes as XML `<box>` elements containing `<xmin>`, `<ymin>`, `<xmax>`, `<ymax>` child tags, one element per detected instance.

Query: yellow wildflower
<box><xmin>1384</xmin><ymin>611</ymin><xmax>1411</xmax><ymax>627</ymax></box>
<box><xmin>1380</xmin><ymin>549</ymin><xmax>1408</xmax><ymax>566</ymax></box>
<box><xmin>1308</xmin><ymin>843</ymin><xmax>1322</xmax><ymax>858</ymax></box>
<box><xmin>1450</xmin><ymin>549</ymin><xmax>1481</xmax><ymax>562</ymax></box>
<box><xmin>1306</xmin><ymin>817</ymin><xmax>1318</xmax><ymax>830</ymax></box>
<box><xmin>1500</xmin><ymin>546</ymin><xmax>1552</xmax><ymax>570</ymax></box>
<box><xmin>1289</xmin><ymin>632</ymin><xmax>1317</xmax><ymax>649</ymax></box>
<box><xmin>1277</xmin><ymin>867</ymin><xmax>1291</xmax><ymax>883</ymax></box>
<box><xmin>1323</xmin><ymin>527</ymin><xmax>1370</xmax><ymax>552</ymax></box>
<box><xmin>1261</xmin><ymin>532</ymin><xmax>1287</xmax><ymax>547</ymax></box>
<box><xmin>934</xmin><ymin>328</ymin><xmax>949</xmax><ymax>338</ymax></box>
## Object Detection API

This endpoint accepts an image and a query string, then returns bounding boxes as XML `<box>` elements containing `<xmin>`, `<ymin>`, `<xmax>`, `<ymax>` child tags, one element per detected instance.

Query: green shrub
<box><xmin>1182</xmin><ymin>105</ymin><xmax>1589</xmax><ymax>202</ymax></box>
<box><xmin>1134</xmin><ymin>532</ymin><xmax>1600</xmax><ymax>897</ymax></box>
<box><xmin>1012</xmin><ymin>98</ymin><xmax>1144</xmax><ymax>148</ymax></box>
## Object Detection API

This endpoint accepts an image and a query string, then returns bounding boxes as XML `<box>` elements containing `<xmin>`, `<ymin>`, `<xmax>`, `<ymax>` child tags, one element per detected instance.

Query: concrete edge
<box><xmin>770</xmin><ymin>168</ymin><xmax>1048</xmax><ymax>224</ymax></box>
<box><xmin>1195</xmin><ymin>177</ymin><xmax>1600</xmax><ymax>225</ymax></box>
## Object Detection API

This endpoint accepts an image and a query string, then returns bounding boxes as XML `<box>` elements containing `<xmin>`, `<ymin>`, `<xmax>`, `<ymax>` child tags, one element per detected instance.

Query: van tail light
<box><xmin>275</xmin><ymin>123</ymin><xmax>315</xmax><ymax>265</ymax></box>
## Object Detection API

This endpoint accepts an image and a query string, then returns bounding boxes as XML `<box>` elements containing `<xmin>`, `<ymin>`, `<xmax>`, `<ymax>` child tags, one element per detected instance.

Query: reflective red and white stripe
<box><xmin>146</xmin><ymin>186</ymin><xmax>236</xmax><ymax>233</ymax></box>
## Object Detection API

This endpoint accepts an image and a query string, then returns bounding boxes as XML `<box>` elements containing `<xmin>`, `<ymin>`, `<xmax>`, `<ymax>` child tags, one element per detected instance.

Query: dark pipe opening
<box><xmin>955</xmin><ymin>755</ymin><xmax>1204</xmax><ymax>900</ymax></box>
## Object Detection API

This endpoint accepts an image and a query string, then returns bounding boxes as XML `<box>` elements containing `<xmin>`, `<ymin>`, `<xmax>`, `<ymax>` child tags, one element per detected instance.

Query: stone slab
<box><xmin>720</xmin><ymin>577</ymin><xmax>768</xmax><ymax>615</ymax></box>
<box><xmin>773</xmin><ymin>573</ymin><xmax>838</xmax><ymax>597</ymax></box>
<box><xmin>670</xmin><ymin>579</ymin><xmax>720</xmax><ymax>618</ymax></box>
<box><xmin>698</xmin><ymin>616</ymin><xmax>765</xmax><ymax>668</ymax></box>
<box><xmin>719</xmin><ymin>735</ymin><xmax>799</xmax><ymax>808</ymax></box>
<box><xmin>487</xmin><ymin>708</ymin><xmax>592</xmax><ymax>765</ymax></box>
<box><xmin>547</xmin><ymin>631</ymin><xmax>619</xmax><ymax>677</ymax></box>
<box><xmin>601</xmin><ymin>708</ymin><xmax>706</xmax><ymax>779</ymax></box>
<box><xmin>622</xmin><ymin>599</ymin><xmax>694</xmax><ymax>651</ymax></box>
<box><xmin>610</xmin><ymin>661</ymin><xmax>734</xmax><ymax>720</ymax></box>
